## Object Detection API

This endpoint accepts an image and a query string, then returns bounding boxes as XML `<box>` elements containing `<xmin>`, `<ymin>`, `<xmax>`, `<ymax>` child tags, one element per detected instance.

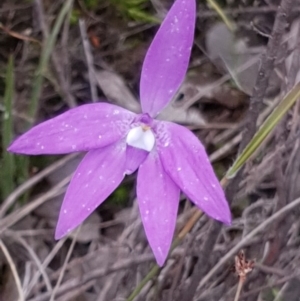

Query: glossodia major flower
<box><xmin>8</xmin><ymin>0</ymin><xmax>231</xmax><ymax>266</ymax></box>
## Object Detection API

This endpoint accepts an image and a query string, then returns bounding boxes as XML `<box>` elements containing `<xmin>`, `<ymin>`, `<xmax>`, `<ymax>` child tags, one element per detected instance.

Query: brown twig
<box><xmin>49</xmin><ymin>226</ymin><xmax>81</xmax><ymax>301</ymax></box>
<box><xmin>198</xmin><ymin>5</ymin><xmax>300</xmax><ymax>18</ymax></box>
<box><xmin>0</xmin><ymin>154</ymin><xmax>77</xmax><ymax>218</ymax></box>
<box><xmin>240</xmin><ymin>0</ymin><xmax>294</xmax><ymax>152</ymax></box>
<box><xmin>241</xmin><ymin>270</ymin><xmax>300</xmax><ymax>299</ymax></box>
<box><xmin>178</xmin><ymin>2</ymin><xmax>295</xmax><ymax>299</ymax></box>
<box><xmin>0</xmin><ymin>239</ymin><xmax>24</xmax><ymax>301</ymax></box>
<box><xmin>0</xmin><ymin>175</ymin><xmax>71</xmax><ymax>232</ymax></box>
<box><xmin>27</xmin><ymin>254</ymin><xmax>155</xmax><ymax>301</ymax></box>
<box><xmin>197</xmin><ymin>195</ymin><xmax>300</xmax><ymax>289</ymax></box>
<box><xmin>0</xmin><ymin>23</ymin><xmax>41</xmax><ymax>44</ymax></box>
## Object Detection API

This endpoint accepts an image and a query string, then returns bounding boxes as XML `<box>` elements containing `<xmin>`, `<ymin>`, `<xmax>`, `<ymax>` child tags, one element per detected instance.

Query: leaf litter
<box><xmin>1</xmin><ymin>1</ymin><xmax>300</xmax><ymax>300</ymax></box>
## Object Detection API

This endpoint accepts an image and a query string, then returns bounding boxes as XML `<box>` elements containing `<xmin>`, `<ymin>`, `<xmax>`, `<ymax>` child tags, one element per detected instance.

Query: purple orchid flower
<box><xmin>8</xmin><ymin>0</ymin><xmax>231</xmax><ymax>266</ymax></box>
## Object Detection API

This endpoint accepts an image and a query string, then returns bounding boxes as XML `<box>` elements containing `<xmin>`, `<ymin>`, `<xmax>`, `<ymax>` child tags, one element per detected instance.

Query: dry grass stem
<box><xmin>0</xmin><ymin>239</ymin><xmax>25</xmax><ymax>301</ymax></box>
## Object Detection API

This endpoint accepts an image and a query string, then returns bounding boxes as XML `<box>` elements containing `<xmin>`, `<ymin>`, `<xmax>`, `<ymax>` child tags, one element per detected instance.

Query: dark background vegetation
<box><xmin>1</xmin><ymin>0</ymin><xmax>300</xmax><ymax>300</ymax></box>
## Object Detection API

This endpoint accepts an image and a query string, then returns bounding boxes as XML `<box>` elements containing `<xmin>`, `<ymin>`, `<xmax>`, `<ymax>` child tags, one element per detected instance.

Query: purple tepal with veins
<box><xmin>8</xmin><ymin>0</ymin><xmax>231</xmax><ymax>266</ymax></box>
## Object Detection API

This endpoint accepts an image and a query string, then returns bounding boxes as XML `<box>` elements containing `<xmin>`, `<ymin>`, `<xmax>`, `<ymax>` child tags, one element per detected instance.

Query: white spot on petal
<box><xmin>157</xmin><ymin>247</ymin><xmax>163</xmax><ymax>256</ymax></box>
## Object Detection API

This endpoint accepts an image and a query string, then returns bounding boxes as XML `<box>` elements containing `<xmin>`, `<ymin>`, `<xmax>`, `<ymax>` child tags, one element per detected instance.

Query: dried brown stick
<box><xmin>25</xmin><ymin>238</ymin><xmax>67</xmax><ymax>297</ymax></box>
<box><xmin>0</xmin><ymin>175</ymin><xmax>71</xmax><ymax>232</ymax></box>
<box><xmin>244</xmin><ymin>8</ymin><xmax>300</xmax><ymax>300</ymax></box>
<box><xmin>198</xmin><ymin>5</ymin><xmax>300</xmax><ymax>18</ymax></box>
<box><xmin>240</xmin><ymin>0</ymin><xmax>294</xmax><ymax>151</ymax></box>
<box><xmin>27</xmin><ymin>254</ymin><xmax>154</xmax><ymax>301</ymax></box>
<box><xmin>49</xmin><ymin>227</ymin><xmax>80</xmax><ymax>301</ymax></box>
<box><xmin>198</xmin><ymin>195</ymin><xmax>300</xmax><ymax>289</ymax></box>
<box><xmin>178</xmin><ymin>2</ymin><xmax>295</xmax><ymax>299</ymax></box>
<box><xmin>0</xmin><ymin>154</ymin><xmax>76</xmax><ymax>218</ymax></box>
<box><xmin>241</xmin><ymin>270</ymin><xmax>300</xmax><ymax>299</ymax></box>
<box><xmin>4</xmin><ymin>230</ymin><xmax>52</xmax><ymax>294</ymax></box>
<box><xmin>0</xmin><ymin>239</ymin><xmax>24</xmax><ymax>301</ymax></box>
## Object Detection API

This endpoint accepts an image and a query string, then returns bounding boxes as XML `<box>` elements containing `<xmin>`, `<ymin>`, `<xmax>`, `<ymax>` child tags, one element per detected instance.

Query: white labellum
<box><xmin>126</xmin><ymin>126</ymin><xmax>155</xmax><ymax>152</ymax></box>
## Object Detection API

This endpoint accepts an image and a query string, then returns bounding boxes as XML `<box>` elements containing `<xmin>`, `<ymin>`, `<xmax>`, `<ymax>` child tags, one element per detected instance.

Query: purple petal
<box><xmin>8</xmin><ymin>103</ymin><xmax>135</xmax><ymax>155</ymax></box>
<box><xmin>140</xmin><ymin>0</ymin><xmax>196</xmax><ymax>117</ymax></box>
<box><xmin>156</xmin><ymin>121</ymin><xmax>231</xmax><ymax>224</ymax></box>
<box><xmin>125</xmin><ymin>146</ymin><xmax>148</xmax><ymax>175</ymax></box>
<box><xmin>137</xmin><ymin>151</ymin><xmax>180</xmax><ymax>266</ymax></box>
<box><xmin>55</xmin><ymin>141</ymin><xmax>127</xmax><ymax>239</ymax></box>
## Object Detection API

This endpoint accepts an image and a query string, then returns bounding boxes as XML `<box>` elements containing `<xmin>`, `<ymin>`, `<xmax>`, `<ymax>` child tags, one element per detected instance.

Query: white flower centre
<box><xmin>126</xmin><ymin>126</ymin><xmax>155</xmax><ymax>152</ymax></box>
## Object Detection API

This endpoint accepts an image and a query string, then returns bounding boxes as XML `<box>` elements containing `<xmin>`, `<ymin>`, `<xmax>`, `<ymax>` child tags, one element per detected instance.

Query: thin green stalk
<box><xmin>28</xmin><ymin>0</ymin><xmax>74</xmax><ymax>120</ymax></box>
<box><xmin>206</xmin><ymin>0</ymin><xmax>235</xmax><ymax>31</ymax></box>
<box><xmin>13</xmin><ymin>0</ymin><xmax>74</xmax><ymax>204</ymax></box>
<box><xmin>126</xmin><ymin>210</ymin><xmax>202</xmax><ymax>301</ymax></box>
<box><xmin>126</xmin><ymin>265</ymin><xmax>160</xmax><ymax>301</ymax></box>
<box><xmin>125</xmin><ymin>83</ymin><xmax>300</xmax><ymax>299</ymax></box>
<box><xmin>1</xmin><ymin>56</ymin><xmax>15</xmax><ymax>199</ymax></box>
<box><xmin>227</xmin><ymin>82</ymin><xmax>300</xmax><ymax>178</ymax></box>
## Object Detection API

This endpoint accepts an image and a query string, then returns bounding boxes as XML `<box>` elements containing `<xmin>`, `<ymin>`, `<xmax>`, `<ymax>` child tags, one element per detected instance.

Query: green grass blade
<box><xmin>28</xmin><ymin>0</ymin><xmax>74</xmax><ymax>120</ymax></box>
<box><xmin>206</xmin><ymin>0</ymin><xmax>236</xmax><ymax>31</ymax></box>
<box><xmin>1</xmin><ymin>56</ymin><xmax>16</xmax><ymax>199</ymax></box>
<box><xmin>227</xmin><ymin>82</ymin><xmax>300</xmax><ymax>178</ymax></box>
<box><xmin>5</xmin><ymin>0</ymin><xmax>74</xmax><ymax>204</ymax></box>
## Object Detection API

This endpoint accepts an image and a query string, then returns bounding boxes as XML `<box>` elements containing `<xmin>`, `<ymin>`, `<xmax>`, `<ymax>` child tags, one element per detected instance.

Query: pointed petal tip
<box><xmin>6</xmin><ymin>103</ymin><xmax>135</xmax><ymax>155</ymax></box>
<box><xmin>54</xmin><ymin>222</ymin><xmax>72</xmax><ymax>240</ymax></box>
<box><xmin>137</xmin><ymin>152</ymin><xmax>179</xmax><ymax>268</ymax></box>
<box><xmin>7</xmin><ymin>141</ymin><xmax>19</xmax><ymax>153</ymax></box>
<box><xmin>152</xmin><ymin>245</ymin><xmax>169</xmax><ymax>267</ymax></box>
<box><xmin>218</xmin><ymin>214</ymin><xmax>232</xmax><ymax>226</ymax></box>
<box><xmin>155</xmin><ymin>255</ymin><xmax>167</xmax><ymax>267</ymax></box>
<box><xmin>54</xmin><ymin>229</ymin><xmax>64</xmax><ymax>240</ymax></box>
<box><xmin>205</xmin><ymin>201</ymin><xmax>232</xmax><ymax>226</ymax></box>
<box><xmin>7</xmin><ymin>141</ymin><xmax>29</xmax><ymax>154</ymax></box>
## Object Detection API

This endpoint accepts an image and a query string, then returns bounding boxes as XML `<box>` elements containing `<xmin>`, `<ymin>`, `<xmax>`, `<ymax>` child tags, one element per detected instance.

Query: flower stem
<box><xmin>126</xmin><ymin>170</ymin><xmax>231</xmax><ymax>300</ymax></box>
<box><xmin>126</xmin><ymin>208</ymin><xmax>202</xmax><ymax>301</ymax></box>
<box><xmin>126</xmin><ymin>265</ymin><xmax>160</xmax><ymax>301</ymax></box>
